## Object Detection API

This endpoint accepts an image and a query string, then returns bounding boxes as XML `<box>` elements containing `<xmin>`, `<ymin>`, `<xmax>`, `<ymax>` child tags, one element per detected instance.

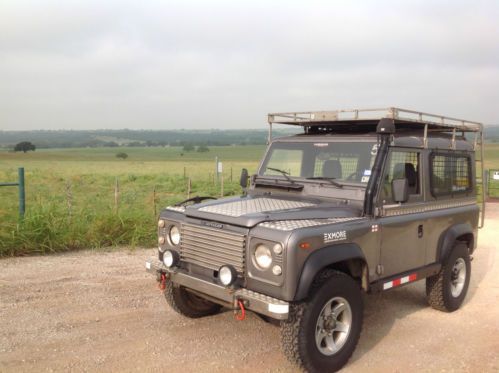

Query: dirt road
<box><xmin>1</xmin><ymin>205</ymin><xmax>499</xmax><ymax>373</ymax></box>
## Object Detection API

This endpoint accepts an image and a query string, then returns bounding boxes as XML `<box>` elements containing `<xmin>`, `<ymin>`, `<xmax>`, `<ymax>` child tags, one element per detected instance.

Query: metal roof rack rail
<box><xmin>268</xmin><ymin>107</ymin><xmax>482</xmax><ymax>131</ymax></box>
<box><xmin>266</xmin><ymin>107</ymin><xmax>485</xmax><ymax>228</ymax></box>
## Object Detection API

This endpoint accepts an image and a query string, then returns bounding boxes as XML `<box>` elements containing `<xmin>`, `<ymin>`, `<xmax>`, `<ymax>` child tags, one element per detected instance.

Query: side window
<box><xmin>430</xmin><ymin>153</ymin><xmax>472</xmax><ymax>197</ymax></box>
<box><xmin>381</xmin><ymin>151</ymin><xmax>420</xmax><ymax>203</ymax></box>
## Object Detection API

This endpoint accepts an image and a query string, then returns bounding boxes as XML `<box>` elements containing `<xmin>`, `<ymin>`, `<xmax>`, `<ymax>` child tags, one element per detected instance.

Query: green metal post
<box><xmin>18</xmin><ymin>167</ymin><xmax>25</xmax><ymax>218</ymax></box>
<box><xmin>484</xmin><ymin>169</ymin><xmax>489</xmax><ymax>198</ymax></box>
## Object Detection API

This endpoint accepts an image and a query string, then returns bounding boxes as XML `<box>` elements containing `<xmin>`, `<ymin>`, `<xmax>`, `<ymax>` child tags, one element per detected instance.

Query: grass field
<box><xmin>0</xmin><ymin>146</ymin><xmax>265</xmax><ymax>256</ymax></box>
<box><xmin>1</xmin><ymin>143</ymin><xmax>499</xmax><ymax>256</ymax></box>
<box><xmin>483</xmin><ymin>143</ymin><xmax>499</xmax><ymax>169</ymax></box>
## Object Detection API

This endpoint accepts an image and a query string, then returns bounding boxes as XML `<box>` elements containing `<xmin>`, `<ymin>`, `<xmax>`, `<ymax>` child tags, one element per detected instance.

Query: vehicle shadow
<box><xmin>350</xmin><ymin>231</ymin><xmax>493</xmax><ymax>364</ymax></box>
<box><xmin>350</xmin><ymin>283</ymin><xmax>428</xmax><ymax>362</ymax></box>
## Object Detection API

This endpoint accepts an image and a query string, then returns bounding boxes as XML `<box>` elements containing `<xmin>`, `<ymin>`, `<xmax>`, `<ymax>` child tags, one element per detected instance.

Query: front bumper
<box><xmin>145</xmin><ymin>258</ymin><xmax>289</xmax><ymax>320</ymax></box>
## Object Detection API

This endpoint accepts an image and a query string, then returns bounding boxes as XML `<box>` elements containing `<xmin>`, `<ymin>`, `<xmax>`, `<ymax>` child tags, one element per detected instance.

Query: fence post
<box><xmin>153</xmin><ymin>185</ymin><xmax>157</xmax><ymax>216</ymax></box>
<box><xmin>65</xmin><ymin>180</ymin><xmax>73</xmax><ymax>221</ymax></box>
<box><xmin>215</xmin><ymin>156</ymin><xmax>219</xmax><ymax>184</ymax></box>
<box><xmin>485</xmin><ymin>169</ymin><xmax>489</xmax><ymax>198</ymax></box>
<box><xmin>18</xmin><ymin>167</ymin><xmax>25</xmax><ymax>218</ymax></box>
<box><xmin>221</xmin><ymin>172</ymin><xmax>224</xmax><ymax>197</ymax></box>
<box><xmin>114</xmin><ymin>177</ymin><xmax>120</xmax><ymax>213</ymax></box>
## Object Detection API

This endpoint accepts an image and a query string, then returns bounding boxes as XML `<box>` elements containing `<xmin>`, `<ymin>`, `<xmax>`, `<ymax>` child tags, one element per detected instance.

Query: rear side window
<box><xmin>430</xmin><ymin>153</ymin><xmax>472</xmax><ymax>197</ymax></box>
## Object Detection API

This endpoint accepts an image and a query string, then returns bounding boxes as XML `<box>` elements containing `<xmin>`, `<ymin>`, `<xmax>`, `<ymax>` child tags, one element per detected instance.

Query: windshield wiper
<box><xmin>306</xmin><ymin>177</ymin><xmax>344</xmax><ymax>188</ymax></box>
<box><xmin>266</xmin><ymin>167</ymin><xmax>295</xmax><ymax>184</ymax></box>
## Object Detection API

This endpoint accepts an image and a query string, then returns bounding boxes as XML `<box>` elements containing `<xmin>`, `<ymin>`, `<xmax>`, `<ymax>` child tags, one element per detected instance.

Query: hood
<box><xmin>183</xmin><ymin>195</ymin><xmax>361</xmax><ymax>228</ymax></box>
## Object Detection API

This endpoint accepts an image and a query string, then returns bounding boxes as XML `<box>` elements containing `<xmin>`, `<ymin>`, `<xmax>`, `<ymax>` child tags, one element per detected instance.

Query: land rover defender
<box><xmin>146</xmin><ymin>107</ymin><xmax>485</xmax><ymax>372</ymax></box>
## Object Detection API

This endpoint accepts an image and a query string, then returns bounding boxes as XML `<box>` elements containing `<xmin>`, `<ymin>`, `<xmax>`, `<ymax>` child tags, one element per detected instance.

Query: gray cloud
<box><xmin>0</xmin><ymin>0</ymin><xmax>498</xmax><ymax>130</ymax></box>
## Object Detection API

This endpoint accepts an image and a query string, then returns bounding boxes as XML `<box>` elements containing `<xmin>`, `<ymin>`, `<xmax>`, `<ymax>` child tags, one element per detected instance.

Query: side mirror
<box><xmin>240</xmin><ymin>168</ymin><xmax>249</xmax><ymax>189</ymax></box>
<box><xmin>392</xmin><ymin>178</ymin><xmax>409</xmax><ymax>203</ymax></box>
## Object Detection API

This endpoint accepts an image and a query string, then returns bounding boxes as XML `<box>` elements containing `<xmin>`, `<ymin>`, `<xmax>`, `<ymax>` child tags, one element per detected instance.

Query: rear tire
<box><xmin>280</xmin><ymin>270</ymin><xmax>363</xmax><ymax>373</ymax></box>
<box><xmin>426</xmin><ymin>242</ymin><xmax>471</xmax><ymax>312</ymax></box>
<box><xmin>165</xmin><ymin>281</ymin><xmax>221</xmax><ymax>318</ymax></box>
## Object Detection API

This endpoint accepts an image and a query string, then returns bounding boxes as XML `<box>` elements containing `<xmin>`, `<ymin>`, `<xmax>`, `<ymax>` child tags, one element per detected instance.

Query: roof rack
<box><xmin>266</xmin><ymin>107</ymin><xmax>485</xmax><ymax>228</ymax></box>
<box><xmin>268</xmin><ymin>107</ymin><xmax>482</xmax><ymax>132</ymax></box>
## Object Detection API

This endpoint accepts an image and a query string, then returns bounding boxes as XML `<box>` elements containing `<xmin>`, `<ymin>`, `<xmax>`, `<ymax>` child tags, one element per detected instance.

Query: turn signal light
<box><xmin>299</xmin><ymin>242</ymin><xmax>311</xmax><ymax>250</ymax></box>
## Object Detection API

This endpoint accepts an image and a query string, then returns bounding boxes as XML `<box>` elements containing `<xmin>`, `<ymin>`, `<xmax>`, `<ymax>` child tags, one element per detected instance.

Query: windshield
<box><xmin>260</xmin><ymin>141</ymin><xmax>378</xmax><ymax>184</ymax></box>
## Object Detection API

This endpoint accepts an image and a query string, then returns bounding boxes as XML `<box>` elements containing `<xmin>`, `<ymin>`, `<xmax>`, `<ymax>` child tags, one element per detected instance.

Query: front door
<box><xmin>378</xmin><ymin>148</ymin><xmax>426</xmax><ymax>277</ymax></box>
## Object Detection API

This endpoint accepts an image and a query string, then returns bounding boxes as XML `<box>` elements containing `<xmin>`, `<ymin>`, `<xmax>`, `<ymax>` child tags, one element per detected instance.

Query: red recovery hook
<box><xmin>158</xmin><ymin>273</ymin><xmax>167</xmax><ymax>290</ymax></box>
<box><xmin>234</xmin><ymin>299</ymin><xmax>246</xmax><ymax>321</ymax></box>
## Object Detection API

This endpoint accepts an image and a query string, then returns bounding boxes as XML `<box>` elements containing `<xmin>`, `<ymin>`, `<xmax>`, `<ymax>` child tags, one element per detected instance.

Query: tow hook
<box><xmin>234</xmin><ymin>299</ymin><xmax>248</xmax><ymax>321</ymax></box>
<box><xmin>158</xmin><ymin>273</ymin><xmax>167</xmax><ymax>290</ymax></box>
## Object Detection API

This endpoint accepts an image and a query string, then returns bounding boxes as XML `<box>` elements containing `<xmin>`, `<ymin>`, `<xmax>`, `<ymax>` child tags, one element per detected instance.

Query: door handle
<box><xmin>418</xmin><ymin>224</ymin><xmax>423</xmax><ymax>238</ymax></box>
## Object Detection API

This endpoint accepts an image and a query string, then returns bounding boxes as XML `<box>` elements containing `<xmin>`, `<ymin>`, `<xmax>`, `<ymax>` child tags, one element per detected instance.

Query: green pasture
<box><xmin>0</xmin><ymin>146</ymin><xmax>264</xmax><ymax>256</ymax></box>
<box><xmin>484</xmin><ymin>143</ymin><xmax>499</xmax><ymax>169</ymax></box>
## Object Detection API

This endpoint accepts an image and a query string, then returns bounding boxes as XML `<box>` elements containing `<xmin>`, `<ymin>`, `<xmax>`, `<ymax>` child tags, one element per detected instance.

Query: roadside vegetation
<box><xmin>0</xmin><ymin>145</ymin><xmax>263</xmax><ymax>256</ymax></box>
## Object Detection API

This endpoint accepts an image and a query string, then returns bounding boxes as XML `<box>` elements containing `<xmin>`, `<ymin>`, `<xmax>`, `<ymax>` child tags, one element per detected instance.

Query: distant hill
<box><xmin>0</xmin><ymin>129</ymin><xmax>300</xmax><ymax>149</ymax></box>
<box><xmin>0</xmin><ymin>126</ymin><xmax>498</xmax><ymax>149</ymax></box>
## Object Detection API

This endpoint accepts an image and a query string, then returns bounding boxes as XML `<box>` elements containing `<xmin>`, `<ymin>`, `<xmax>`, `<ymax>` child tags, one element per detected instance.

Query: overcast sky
<box><xmin>0</xmin><ymin>0</ymin><xmax>498</xmax><ymax>130</ymax></box>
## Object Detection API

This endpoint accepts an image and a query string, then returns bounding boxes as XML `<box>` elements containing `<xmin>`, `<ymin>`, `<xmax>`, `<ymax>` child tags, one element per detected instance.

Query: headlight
<box><xmin>163</xmin><ymin>250</ymin><xmax>179</xmax><ymax>268</ymax></box>
<box><xmin>254</xmin><ymin>244</ymin><xmax>272</xmax><ymax>269</ymax></box>
<box><xmin>158</xmin><ymin>219</ymin><xmax>166</xmax><ymax>228</ymax></box>
<box><xmin>219</xmin><ymin>265</ymin><xmax>237</xmax><ymax>286</ymax></box>
<box><xmin>169</xmin><ymin>225</ymin><xmax>180</xmax><ymax>246</ymax></box>
<box><xmin>273</xmin><ymin>243</ymin><xmax>283</xmax><ymax>255</ymax></box>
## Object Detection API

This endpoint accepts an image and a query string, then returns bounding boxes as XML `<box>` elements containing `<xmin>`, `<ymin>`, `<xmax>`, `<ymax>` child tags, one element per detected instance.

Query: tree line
<box><xmin>0</xmin><ymin>129</ymin><xmax>300</xmax><ymax>149</ymax></box>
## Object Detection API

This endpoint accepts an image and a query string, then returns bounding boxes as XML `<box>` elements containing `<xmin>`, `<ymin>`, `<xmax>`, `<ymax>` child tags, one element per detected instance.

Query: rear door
<box><xmin>377</xmin><ymin>148</ymin><xmax>426</xmax><ymax>277</ymax></box>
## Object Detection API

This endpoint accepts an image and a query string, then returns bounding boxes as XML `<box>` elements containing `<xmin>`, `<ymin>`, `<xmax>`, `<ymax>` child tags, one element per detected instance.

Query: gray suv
<box><xmin>146</xmin><ymin>108</ymin><xmax>485</xmax><ymax>372</ymax></box>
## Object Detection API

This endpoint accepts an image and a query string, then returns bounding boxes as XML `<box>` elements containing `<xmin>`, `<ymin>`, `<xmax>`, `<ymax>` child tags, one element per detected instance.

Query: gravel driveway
<box><xmin>1</xmin><ymin>204</ymin><xmax>498</xmax><ymax>372</ymax></box>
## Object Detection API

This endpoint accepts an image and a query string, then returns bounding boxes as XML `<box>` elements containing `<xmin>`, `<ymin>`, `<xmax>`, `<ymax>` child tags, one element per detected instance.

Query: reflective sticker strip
<box><xmin>268</xmin><ymin>303</ymin><xmax>289</xmax><ymax>314</ymax></box>
<box><xmin>383</xmin><ymin>273</ymin><xmax>417</xmax><ymax>290</ymax></box>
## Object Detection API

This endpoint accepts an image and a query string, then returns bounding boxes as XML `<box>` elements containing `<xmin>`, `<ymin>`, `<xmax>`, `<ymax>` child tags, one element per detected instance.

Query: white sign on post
<box><xmin>217</xmin><ymin>162</ymin><xmax>223</xmax><ymax>173</ymax></box>
<box><xmin>493</xmin><ymin>171</ymin><xmax>499</xmax><ymax>180</ymax></box>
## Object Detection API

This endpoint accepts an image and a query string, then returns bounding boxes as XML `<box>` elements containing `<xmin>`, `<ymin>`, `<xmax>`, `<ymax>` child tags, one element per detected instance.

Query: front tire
<box><xmin>426</xmin><ymin>242</ymin><xmax>471</xmax><ymax>312</ymax></box>
<box><xmin>165</xmin><ymin>281</ymin><xmax>221</xmax><ymax>318</ymax></box>
<box><xmin>280</xmin><ymin>270</ymin><xmax>363</xmax><ymax>373</ymax></box>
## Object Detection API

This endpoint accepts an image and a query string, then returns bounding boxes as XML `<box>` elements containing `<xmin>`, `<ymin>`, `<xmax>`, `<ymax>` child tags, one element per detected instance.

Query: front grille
<box><xmin>180</xmin><ymin>223</ymin><xmax>246</xmax><ymax>274</ymax></box>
